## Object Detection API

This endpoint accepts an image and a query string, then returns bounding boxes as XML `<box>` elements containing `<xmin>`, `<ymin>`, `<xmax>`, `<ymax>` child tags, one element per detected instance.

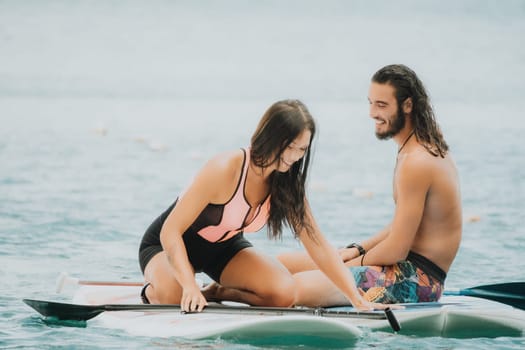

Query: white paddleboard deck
<box><xmin>72</xmin><ymin>284</ymin><xmax>525</xmax><ymax>343</ymax></box>
<box><xmin>72</xmin><ymin>285</ymin><xmax>363</xmax><ymax>347</ymax></box>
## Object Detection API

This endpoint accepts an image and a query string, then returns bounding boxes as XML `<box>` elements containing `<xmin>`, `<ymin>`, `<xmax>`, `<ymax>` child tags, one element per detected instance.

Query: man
<box><xmin>278</xmin><ymin>64</ymin><xmax>462</xmax><ymax>306</ymax></box>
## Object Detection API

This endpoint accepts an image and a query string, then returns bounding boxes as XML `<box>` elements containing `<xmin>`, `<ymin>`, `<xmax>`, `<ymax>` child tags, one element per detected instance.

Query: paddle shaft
<box><xmin>55</xmin><ymin>273</ymin><xmax>200</xmax><ymax>293</ymax></box>
<box><xmin>55</xmin><ymin>273</ymin><xmax>143</xmax><ymax>293</ymax></box>
<box><xmin>23</xmin><ymin>298</ymin><xmax>387</xmax><ymax>322</ymax></box>
<box><xmin>72</xmin><ymin>280</ymin><xmax>143</xmax><ymax>287</ymax></box>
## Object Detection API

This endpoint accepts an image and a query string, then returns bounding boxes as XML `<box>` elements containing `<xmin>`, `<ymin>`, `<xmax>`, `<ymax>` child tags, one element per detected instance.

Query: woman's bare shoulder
<box><xmin>205</xmin><ymin>149</ymin><xmax>245</xmax><ymax>174</ymax></box>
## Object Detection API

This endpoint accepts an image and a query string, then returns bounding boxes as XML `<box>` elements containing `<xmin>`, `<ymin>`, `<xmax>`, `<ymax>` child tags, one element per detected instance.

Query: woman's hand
<box><xmin>180</xmin><ymin>283</ymin><xmax>208</xmax><ymax>312</ymax></box>
<box><xmin>350</xmin><ymin>296</ymin><xmax>404</xmax><ymax>311</ymax></box>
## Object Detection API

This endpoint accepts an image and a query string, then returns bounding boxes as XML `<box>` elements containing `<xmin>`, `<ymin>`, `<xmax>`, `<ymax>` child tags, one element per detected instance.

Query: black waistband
<box><xmin>407</xmin><ymin>251</ymin><xmax>447</xmax><ymax>283</ymax></box>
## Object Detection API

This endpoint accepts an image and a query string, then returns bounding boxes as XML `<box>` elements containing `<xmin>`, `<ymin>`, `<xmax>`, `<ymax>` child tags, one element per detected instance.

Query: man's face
<box><xmin>368</xmin><ymin>82</ymin><xmax>405</xmax><ymax>140</ymax></box>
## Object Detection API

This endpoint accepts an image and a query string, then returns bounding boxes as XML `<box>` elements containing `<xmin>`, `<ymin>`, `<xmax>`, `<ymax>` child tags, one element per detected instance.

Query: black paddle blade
<box><xmin>23</xmin><ymin>299</ymin><xmax>104</xmax><ymax>321</ymax></box>
<box><xmin>467</xmin><ymin>282</ymin><xmax>525</xmax><ymax>310</ymax></box>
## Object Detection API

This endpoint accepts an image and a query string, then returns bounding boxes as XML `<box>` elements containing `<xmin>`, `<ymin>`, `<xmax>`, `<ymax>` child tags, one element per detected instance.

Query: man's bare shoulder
<box><xmin>396</xmin><ymin>147</ymin><xmax>459</xmax><ymax>193</ymax></box>
<box><xmin>397</xmin><ymin>148</ymin><xmax>435</xmax><ymax>178</ymax></box>
<box><xmin>400</xmin><ymin>146</ymin><xmax>455</xmax><ymax>173</ymax></box>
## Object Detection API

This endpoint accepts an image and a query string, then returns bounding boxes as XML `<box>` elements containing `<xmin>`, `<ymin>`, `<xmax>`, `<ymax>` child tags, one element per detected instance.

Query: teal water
<box><xmin>1</xmin><ymin>1</ymin><xmax>524</xmax><ymax>349</ymax></box>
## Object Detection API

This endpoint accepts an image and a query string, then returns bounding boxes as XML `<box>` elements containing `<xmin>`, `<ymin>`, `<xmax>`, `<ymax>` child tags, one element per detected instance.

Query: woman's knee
<box><xmin>144</xmin><ymin>253</ymin><xmax>183</xmax><ymax>304</ymax></box>
<box><xmin>150</xmin><ymin>282</ymin><xmax>181</xmax><ymax>304</ymax></box>
<box><xmin>260</xmin><ymin>275</ymin><xmax>296</xmax><ymax>307</ymax></box>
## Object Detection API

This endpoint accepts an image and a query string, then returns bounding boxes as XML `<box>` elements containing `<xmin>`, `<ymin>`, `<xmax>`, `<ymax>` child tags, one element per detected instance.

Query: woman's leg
<box><xmin>292</xmin><ymin>269</ymin><xmax>350</xmax><ymax>307</ymax></box>
<box><xmin>277</xmin><ymin>250</ymin><xmax>318</xmax><ymax>274</ymax></box>
<box><xmin>292</xmin><ymin>263</ymin><xmax>434</xmax><ymax>307</ymax></box>
<box><xmin>143</xmin><ymin>251</ymin><xmax>188</xmax><ymax>304</ymax></box>
<box><xmin>204</xmin><ymin>248</ymin><xmax>296</xmax><ymax>307</ymax></box>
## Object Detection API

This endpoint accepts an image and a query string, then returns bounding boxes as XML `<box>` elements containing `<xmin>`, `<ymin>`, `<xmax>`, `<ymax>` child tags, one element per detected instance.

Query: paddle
<box><xmin>443</xmin><ymin>282</ymin><xmax>525</xmax><ymax>310</ymax></box>
<box><xmin>24</xmin><ymin>298</ymin><xmax>402</xmax><ymax>332</ymax></box>
<box><xmin>55</xmin><ymin>272</ymin><xmax>204</xmax><ymax>293</ymax></box>
<box><xmin>55</xmin><ymin>272</ymin><xmax>143</xmax><ymax>293</ymax></box>
<box><xmin>23</xmin><ymin>298</ymin><xmax>389</xmax><ymax>322</ymax></box>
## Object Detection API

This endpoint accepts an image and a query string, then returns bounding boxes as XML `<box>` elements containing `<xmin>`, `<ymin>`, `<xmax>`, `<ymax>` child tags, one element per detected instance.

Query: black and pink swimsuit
<box><xmin>139</xmin><ymin>148</ymin><xmax>270</xmax><ymax>282</ymax></box>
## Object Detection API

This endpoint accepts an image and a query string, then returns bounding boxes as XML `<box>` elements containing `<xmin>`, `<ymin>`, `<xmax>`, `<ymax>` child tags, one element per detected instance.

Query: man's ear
<box><xmin>403</xmin><ymin>98</ymin><xmax>413</xmax><ymax>114</ymax></box>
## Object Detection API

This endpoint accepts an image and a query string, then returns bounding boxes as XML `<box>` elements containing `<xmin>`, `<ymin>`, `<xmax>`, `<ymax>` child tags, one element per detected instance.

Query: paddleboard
<box><xmin>71</xmin><ymin>285</ymin><xmax>363</xmax><ymax>348</ymax></box>
<box><xmin>333</xmin><ymin>298</ymin><xmax>525</xmax><ymax>338</ymax></box>
<box><xmin>70</xmin><ymin>284</ymin><xmax>525</xmax><ymax>340</ymax></box>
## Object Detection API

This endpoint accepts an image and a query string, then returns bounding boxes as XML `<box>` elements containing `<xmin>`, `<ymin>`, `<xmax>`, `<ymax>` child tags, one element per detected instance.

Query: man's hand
<box><xmin>338</xmin><ymin>247</ymin><xmax>359</xmax><ymax>263</ymax></box>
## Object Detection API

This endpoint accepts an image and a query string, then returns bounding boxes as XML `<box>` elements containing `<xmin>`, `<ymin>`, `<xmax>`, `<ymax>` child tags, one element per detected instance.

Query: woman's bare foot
<box><xmin>201</xmin><ymin>282</ymin><xmax>223</xmax><ymax>302</ymax></box>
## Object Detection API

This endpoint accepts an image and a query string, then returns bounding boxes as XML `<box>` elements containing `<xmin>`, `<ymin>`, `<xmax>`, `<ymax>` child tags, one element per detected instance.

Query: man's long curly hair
<box><xmin>250</xmin><ymin>99</ymin><xmax>315</xmax><ymax>240</ymax></box>
<box><xmin>372</xmin><ymin>64</ymin><xmax>448</xmax><ymax>157</ymax></box>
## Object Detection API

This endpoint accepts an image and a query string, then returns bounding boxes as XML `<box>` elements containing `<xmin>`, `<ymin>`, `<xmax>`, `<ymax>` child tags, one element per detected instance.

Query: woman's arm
<box><xmin>159</xmin><ymin>151</ymin><xmax>240</xmax><ymax>311</ymax></box>
<box><xmin>298</xmin><ymin>201</ymin><xmax>389</xmax><ymax>310</ymax></box>
<box><xmin>278</xmin><ymin>224</ymin><xmax>391</xmax><ymax>271</ymax></box>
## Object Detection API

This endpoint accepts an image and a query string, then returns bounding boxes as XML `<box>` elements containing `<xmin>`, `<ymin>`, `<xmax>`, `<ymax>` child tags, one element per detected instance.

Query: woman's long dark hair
<box><xmin>372</xmin><ymin>64</ymin><xmax>448</xmax><ymax>157</ymax></box>
<box><xmin>250</xmin><ymin>99</ymin><xmax>316</xmax><ymax>240</ymax></box>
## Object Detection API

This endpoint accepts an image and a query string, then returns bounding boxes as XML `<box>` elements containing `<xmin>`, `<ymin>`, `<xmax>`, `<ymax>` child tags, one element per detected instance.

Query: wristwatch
<box><xmin>345</xmin><ymin>243</ymin><xmax>366</xmax><ymax>256</ymax></box>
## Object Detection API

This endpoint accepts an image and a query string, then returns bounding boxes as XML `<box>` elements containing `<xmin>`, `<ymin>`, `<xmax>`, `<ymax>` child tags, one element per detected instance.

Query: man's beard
<box><xmin>375</xmin><ymin>106</ymin><xmax>406</xmax><ymax>140</ymax></box>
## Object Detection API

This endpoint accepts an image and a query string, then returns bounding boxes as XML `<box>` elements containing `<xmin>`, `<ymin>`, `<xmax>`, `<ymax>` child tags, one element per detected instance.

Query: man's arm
<box><xmin>350</xmin><ymin>155</ymin><xmax>432</xmax><ymax>266</ymax></box>
<box><xmin>340</xmin><ymin>224</ymin><xmax>390</xmax><ymax>263</ymax></box>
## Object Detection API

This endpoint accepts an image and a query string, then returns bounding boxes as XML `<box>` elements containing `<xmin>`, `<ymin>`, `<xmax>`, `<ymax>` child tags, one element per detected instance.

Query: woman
<box><xmin>139</xmin><ymin>99</ymin><xmax>389</xmax><ymax>312</ymax></box>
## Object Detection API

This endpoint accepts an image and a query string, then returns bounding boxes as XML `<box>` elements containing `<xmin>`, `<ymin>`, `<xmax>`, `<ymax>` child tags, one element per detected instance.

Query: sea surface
<box><xmin>1</xmin><ymin>1</ymin><xmax>524</xmax><ymax>349</ymax></box>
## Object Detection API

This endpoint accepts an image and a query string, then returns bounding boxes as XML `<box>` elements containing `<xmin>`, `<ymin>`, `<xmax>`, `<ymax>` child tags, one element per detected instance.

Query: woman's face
<box><xmin>275</xmin><ymin>129</ymin><xmax>311</xmax><ymax>173</ymax></box>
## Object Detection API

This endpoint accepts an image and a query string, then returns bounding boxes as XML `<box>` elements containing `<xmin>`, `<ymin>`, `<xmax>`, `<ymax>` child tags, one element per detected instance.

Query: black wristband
<box><xmin>346</xmin><ymin>243</ymin><xmax>366</xmax><ymax>256</ymax></box>
<box><xmin>360</xmin><ymin>253</ymin><xmax>366</xmax><ymax>266</ymax></box>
